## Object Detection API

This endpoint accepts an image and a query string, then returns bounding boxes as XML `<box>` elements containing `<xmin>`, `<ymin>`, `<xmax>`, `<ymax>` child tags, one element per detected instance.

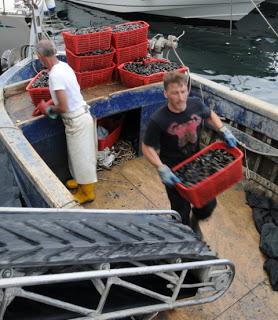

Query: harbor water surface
<box><xmin>55</xmin><ymin>0</ymin><xmax>278</xmax><ymax>105</ymax></box>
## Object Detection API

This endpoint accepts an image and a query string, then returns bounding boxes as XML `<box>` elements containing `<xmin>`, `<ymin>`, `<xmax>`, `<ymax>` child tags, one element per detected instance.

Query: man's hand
<box><xmin>37</xmin><ymin>99</ymin><xmax>58</xmax><ymax>119</ymax></box>
<box><xmin>33</xmin><ymin>99</ymin><xmax>53</xmax><ymax>117</ymax></box>
<box><xmin>219</xmin><ymin>126</ymin><xmax>237</xmax><ymax>148</ymax></box>
<box><xmin>158</xmin><ymin>165</ymin><xmax>181</xmax><ymax>187</ymax></box>
<box><xmin>37</xmin><ymin>99</ymin><xmax>52</xmax><ymax>115</ymax></box>
<box><xmin>32</xmin><ymin>106</ymin><xmax>42</xmax><ymax>117</ymax></box>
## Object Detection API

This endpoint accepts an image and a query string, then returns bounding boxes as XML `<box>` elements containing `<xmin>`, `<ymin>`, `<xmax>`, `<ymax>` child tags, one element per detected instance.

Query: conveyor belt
<box><xmin>0</xmin><ymin>209</ymin><xmax>215</xmax><ymax>269</ymax></box>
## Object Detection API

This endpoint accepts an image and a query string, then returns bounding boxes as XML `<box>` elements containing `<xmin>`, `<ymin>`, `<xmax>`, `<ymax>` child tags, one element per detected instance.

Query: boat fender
<box><xmin>45</xmin><ymin>0</ymin><xmax>56</xmax><ymax>13</ymax></box>
<box><xmin>1</xmin><ymin>49</ymin><xmax>21</xmax><ymax>72</ymax></box>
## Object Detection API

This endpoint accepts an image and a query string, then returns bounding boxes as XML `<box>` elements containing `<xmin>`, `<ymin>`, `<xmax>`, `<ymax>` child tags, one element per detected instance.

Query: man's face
<box><xmin>164</xmin><ymin>82</ymin><xmax>188</xmax><ymax>112</ymax></box>
<box><xmin>37</xmin><ymin>51</ymin><xmax>44</xmax><ymax>63</ymax></box>
<box><xmin>36</xmin><ymin>51</ymin><xmax>42</xmax><ymax>60</ymax></box>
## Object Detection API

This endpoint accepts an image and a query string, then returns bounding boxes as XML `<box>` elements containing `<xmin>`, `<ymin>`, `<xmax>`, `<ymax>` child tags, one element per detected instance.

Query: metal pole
<box><xmin>0</xmin><ymin>259</ymin><xmax>234</xmax><ymax>288</ymax></box>
<box><xmin>18</xmin><ymin>288</ymin><xmax>93</xmax><ymax>315</ymax></box>
<box><xmin>0</xmin><ymin>207</ymin><xmax>182</xmax><ymax>223</ymax></box>
<box><xmin>229</xmin><ymin>0</ymin><xmax>233</xmax><ymax>37</ymax></box>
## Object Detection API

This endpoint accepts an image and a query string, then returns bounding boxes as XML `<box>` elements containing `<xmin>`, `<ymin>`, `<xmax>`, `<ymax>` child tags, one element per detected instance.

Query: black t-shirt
<box><xmin>143</xmin><ymin>97</ymin><xmax>211</xmax><ymax>167</ymax></box>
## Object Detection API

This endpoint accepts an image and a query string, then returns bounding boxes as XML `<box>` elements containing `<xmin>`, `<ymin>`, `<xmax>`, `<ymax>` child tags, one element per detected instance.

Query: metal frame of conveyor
<box><xmin>0</xmin><ymin>259</ymin><xmax>234</xmax><ymax>320</ymax></box>
<box><xmin>0</xmin><ymin>208</ymin><xmax>235</xmax><ymax>319</ymax></box>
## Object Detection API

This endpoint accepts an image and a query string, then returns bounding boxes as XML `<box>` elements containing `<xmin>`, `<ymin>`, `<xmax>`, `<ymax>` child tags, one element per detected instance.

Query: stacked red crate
<box><xmin>62</xmin><ymin>27</ymin><xmax>115</xmax><ymax>89</ymax></box>
<box><xmin>172</xmin><ymin>142</ymin><xmax>244</xmax><ymax>208</ymax></box>
<box><xmin>111</xmin><ymin>21</ymin><xmax>149</xmax><ymax>78</ymax></box>
<box><xmin>118</xmin><ymin>58</ymin><xmax>188</xmax><ymax>88</ymax></box>
<box><xmin>26</xmin><ymin>70</ymin><xmax>51</xmax><ymax>107</ymax></box>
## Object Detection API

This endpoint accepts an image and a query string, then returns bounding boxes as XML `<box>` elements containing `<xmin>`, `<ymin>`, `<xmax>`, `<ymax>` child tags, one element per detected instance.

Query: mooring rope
<box><xmin>0</xmin><ymin>126</ymin><xmax>20</xmax><ymax>130</ymax></box>
<box><xmin>250</xmin><ymin>0</ymin><xmax>278</xmax><ymax>38</ymax></box>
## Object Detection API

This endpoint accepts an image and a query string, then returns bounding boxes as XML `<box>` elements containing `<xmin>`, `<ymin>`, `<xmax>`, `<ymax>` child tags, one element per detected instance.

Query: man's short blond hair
<box><xmin>163</xmin><ymin>71</ymin><xmax>188</xmax><ymax>90</ymax></box>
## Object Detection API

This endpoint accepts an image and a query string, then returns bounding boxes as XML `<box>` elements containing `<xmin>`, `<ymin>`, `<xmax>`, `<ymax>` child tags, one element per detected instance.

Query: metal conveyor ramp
<box><xmin>0</xmin><ymin>208</ymin><xmax>235</xmax><ymax>320</ymax></box>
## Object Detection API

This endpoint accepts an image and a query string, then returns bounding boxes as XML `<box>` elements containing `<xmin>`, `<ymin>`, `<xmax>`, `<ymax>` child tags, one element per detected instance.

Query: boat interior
<box><xmin>2</xmin><ymin>75</ymin><xmax>278</xmax><ymax>319</ymax></box>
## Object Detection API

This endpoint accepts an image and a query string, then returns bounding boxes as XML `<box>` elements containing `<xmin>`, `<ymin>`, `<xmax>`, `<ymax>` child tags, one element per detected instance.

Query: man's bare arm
<box><xmin>206</xmin><ymin>110</ymin><xmax>223</xmax><ymax>130</ymax></box>
<box><xmin>50</xmin><ymin>90</ymin><xmax>68</xmax><ymax>113</ymax></box>
<box><xmin>142</xmin><ymin>143</ymin><xmax>164</xmax><ymax>169</ymax></box>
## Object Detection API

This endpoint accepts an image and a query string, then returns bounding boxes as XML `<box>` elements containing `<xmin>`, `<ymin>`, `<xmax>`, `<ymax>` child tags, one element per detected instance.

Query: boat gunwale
<box><xmin>191</xmin><ymin>73</ymin><xmax>278</xmax><ymax>122</ymax></box>
<box><xmin>3</xmin><ymin>73</ymin><xmax>278</xmax><ymax>128</ymax></box>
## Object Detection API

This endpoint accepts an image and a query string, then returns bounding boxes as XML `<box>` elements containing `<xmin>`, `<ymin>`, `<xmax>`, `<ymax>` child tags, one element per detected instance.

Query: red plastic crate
<box><xmin>112</xmin><ymin>21</ymin><xmax>149</xmax><ymax>48</ymax></box>
<box><xmin>75</xmin><ymin>63</ymin><xmax>115</xmax><ymax>89</ymax></box>
<box><xmin>26</xmin><ymin>70</ymin><xmax>51</xmax><ymax>107</ymax></box>
<box><xmin>66</xmin><ymin>48</ymin><xmax>115</xmax><ymax>72</ymax></box>
<box><xmin>118</xmin><ymin>58</ymin><xmax>188</xmax><ymax>88</ymax></box>
<box><xmin>172</xmin><ymin>141</ymin><xmax>244</xmax><ymax>208</ymax></box>
<box><xmin>97</xmin><ymin>117</ymin><xmax>123</xmax><ymax>151</ymax></box>
<box><xmin>114</xmin><ymin>41</ymin><xmax>148</xmax><ymax>65</ymax></box>
<box><xmin>62</xmin><ymin>27</ymin><xmax>112</xmax><ymax>55</ymax></box>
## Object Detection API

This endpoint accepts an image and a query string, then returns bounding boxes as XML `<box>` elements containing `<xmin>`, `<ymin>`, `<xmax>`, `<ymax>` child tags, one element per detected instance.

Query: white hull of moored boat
<box><xmin>0</xmin><ymin>0</ymin><xmax>45</xmax><ymax>57</ymax></box>
<box><xmin>64</xmin><ymin>0</ymin><xmax>264</xmax><ymax>21</ymax></box>
<box><xmin>0</xmin><ymin>14</ymin><xmax>30</xmax><ymax>57</ymax></box>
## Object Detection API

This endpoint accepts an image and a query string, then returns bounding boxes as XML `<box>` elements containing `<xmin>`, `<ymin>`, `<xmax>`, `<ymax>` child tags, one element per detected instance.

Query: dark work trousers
<box><xmin>165</xmin><ymin>185</ymin><xmax>217</xmax><ymax>225</ymax></box>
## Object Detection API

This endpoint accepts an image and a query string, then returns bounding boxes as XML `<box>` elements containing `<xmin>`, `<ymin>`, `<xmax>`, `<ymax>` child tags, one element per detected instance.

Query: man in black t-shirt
<box><xmin>142</xmin><ymin>71</ymin><xmax>236</xmax><ymax>230</ymax></box>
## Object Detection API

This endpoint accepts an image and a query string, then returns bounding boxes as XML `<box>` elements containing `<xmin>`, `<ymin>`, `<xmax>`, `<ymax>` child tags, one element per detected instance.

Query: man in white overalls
<box><xmin>36</xmin><ymin>40</ymin><xmax>97</xmax><ymax>204</ymax></box>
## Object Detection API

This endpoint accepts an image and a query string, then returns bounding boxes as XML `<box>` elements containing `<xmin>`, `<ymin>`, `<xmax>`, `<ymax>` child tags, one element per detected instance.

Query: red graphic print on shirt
<box><xmin>167</xmin><ymin>114</ymin><xmax>202</xmax><ymax>147</ymax></box>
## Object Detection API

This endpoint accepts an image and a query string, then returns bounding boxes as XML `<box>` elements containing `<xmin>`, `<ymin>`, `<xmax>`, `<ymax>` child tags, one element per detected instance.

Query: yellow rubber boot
<box><xmin>66</xmin><ymin>179</ymin><xmax>78</xmax><ymax>189</ymax></box>
<box><xmin>74</xmin><ymin>183</ymin><xmax>96</xmax><ymax>204</ymax></box>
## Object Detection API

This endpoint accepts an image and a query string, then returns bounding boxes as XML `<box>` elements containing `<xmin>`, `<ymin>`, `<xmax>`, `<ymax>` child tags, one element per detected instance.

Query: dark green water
<box><xmin>56</xmin><ymin>0</ymin><xmax>278</xmax><ymax>104</ymax></box>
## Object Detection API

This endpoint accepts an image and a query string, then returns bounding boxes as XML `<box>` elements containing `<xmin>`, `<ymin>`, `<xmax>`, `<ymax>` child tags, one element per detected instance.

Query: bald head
<box><xmin>36</xmin><ymin>40</ymin><xmax>56</xmax><ymax>57</ymax></box>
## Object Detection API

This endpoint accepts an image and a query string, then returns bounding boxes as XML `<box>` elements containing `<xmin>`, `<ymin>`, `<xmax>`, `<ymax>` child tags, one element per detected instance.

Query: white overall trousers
<box><xmin>62</xmin><ymin>105</ymin><xmax>98</xmax><ymax>184</ymax></box>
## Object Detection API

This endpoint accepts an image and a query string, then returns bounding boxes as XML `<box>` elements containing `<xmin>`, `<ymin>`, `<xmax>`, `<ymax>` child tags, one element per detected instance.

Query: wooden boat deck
<box><xmin>85</xmin><ymin>157</ymin><xmax>278</xmax><ymax>320</ymax></box>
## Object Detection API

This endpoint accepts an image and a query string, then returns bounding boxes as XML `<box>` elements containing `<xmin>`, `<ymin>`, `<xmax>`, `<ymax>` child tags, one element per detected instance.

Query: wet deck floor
<box><xmin>84</xmin><ymin>157</ymin><xmax>278</xmax><ymax>320</ymax></box>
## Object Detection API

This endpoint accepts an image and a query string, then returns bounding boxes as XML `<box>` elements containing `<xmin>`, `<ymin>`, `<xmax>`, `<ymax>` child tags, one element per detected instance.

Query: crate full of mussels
<box><xmin>172</xmin><ymin>141</ymin><xmax>244</xmax><ymax>208</ymax></box>
<box><xmin>66</xmin><ymin>47</ymin><xmax>115</xmax><ymax>72</ymax></box>
<box><xmin>26</xmin><ymin>70</ymin><xmax>51</xmax><ymax>107</ymax></box>
<box><xmin>75</xmin><ymin>63</ymin><xmax>115</xmax><ymax>89</ymax></box>
<box><xmin>111</xmin><ymin>21</ymin><xmax>149</xmax><ymax>48</ymax></box>
<box><xmin>62</xmin><ymin>26</ymin><xmax>112</xmax><ymax>55</ymax></box>
<box><xmin>118</xmin><ymin>58</ymin><xmax>188</xmax><ymax>88</ymax></box>
<box><xmin>114</xmin><ymin>41</ymin><xmax>148</xmax><ymax>65</ymax></box>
